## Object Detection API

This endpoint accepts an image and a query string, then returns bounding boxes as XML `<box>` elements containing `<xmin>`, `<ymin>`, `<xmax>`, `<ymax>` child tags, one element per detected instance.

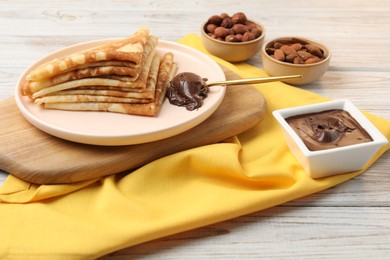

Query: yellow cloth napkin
<box><xmin>1</xmin><ymin>34</ymin><xmax>389</xmax><ymax>259</ymax></box>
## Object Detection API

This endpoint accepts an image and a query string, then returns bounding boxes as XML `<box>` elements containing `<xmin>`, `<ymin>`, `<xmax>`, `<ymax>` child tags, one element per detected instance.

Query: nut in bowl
<box><xmin>261</xmin><ymin>36</ymin><xmax>331</xmax><ymax>85</ymax></box>
<box><xmin>201</xmin><ymin>12</ymin><xmax>266</xmax><ymax>62</ymax></box>
<box><xmin>273</xmin><ymin>100</ymin><xmax>388</xmax><ymax>179</ymax></box>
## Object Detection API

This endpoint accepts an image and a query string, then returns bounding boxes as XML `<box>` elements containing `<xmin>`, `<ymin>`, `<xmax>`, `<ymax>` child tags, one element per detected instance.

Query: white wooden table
<box><xmin>1</xmin><ymin>0</ymin><xmax>389</xmax><ymax>259</ymax></box>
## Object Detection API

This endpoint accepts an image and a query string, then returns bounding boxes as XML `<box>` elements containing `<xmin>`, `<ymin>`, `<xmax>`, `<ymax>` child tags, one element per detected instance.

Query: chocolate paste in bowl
<box><xmin>286</xmin><ymin>109</ymin><xmax>373</xmax><ymax>151</ymax></box>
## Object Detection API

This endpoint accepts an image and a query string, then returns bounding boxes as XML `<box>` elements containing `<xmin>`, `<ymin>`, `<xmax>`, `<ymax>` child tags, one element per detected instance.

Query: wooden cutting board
<box><xmin>0</xmin><ymin>68</ymin><xmax>267</xmax><ymax>184</ymax></box>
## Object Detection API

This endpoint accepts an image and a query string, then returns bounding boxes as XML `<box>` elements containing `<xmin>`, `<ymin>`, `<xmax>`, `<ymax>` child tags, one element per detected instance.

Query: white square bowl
<box><xmin>273</xmin><ymin>100</ymin><xmax>388</xmax><ymax>178</ymax></box>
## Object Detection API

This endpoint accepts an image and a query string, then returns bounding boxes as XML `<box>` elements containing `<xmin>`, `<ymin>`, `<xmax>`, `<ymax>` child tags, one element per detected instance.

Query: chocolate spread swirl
<box><xmin>286</xmin><ymin>109</ymin><xmax>373</xmax><ymax>151</ymax></box>
<box><xmin>166</xmin><ymin>72</ymin><xmax>208</xmax><ymax>111</ymax></box>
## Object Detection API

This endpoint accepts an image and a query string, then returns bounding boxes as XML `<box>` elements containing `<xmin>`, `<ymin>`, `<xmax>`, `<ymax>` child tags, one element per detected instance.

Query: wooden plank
<box><xmin>102</xmin><ymin>206</ymin><xmax>390</xmax><ymax>259</ymax></box>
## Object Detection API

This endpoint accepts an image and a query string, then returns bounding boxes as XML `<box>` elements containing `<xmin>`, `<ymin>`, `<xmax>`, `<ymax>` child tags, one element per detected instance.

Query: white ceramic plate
<box><xmin>15</xmin><ymin>39</ymin><xmax>226</xmax><ymax>146</ymax></box>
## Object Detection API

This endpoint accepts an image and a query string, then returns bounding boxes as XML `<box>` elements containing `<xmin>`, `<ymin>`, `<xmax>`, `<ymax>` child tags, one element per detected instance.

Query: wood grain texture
<box><xmin>102</xmin><ymin>206</ymin><xmax>390</xmax><ymax>260</ymax></box>
<box><xmin>0</xmin><ymin>0</ymin><xmax>389</xmax><ymax>259</ymax></box>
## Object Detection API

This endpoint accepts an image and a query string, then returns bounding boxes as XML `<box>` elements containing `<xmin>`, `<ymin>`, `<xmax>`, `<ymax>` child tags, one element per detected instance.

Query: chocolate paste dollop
<box><xmin>286</xmin><ymin>109</ymin><xmax>373</xmax><ymax>151</ymax></box>
<box><xmin>167</xmin><ymin>72</ymin><xmax>208</xmax><ymax>111</ymax></box>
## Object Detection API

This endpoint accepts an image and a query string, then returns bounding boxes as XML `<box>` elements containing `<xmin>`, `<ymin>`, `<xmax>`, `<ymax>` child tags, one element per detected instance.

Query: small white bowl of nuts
<box><xmin>261</xmin><ymin>36</ymin><xmax>331</xmax><ymax>85</ymax></box>
<box><xmin>201</xmin><ymin>12</ymin><xmax>266</xmax><ymax>62</ymax></box>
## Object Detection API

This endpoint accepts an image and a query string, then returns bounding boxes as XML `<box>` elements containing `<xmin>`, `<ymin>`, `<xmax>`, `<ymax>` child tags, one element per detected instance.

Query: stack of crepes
<box><xmin>21</xmin><ymin>27</ymin><xmax>176</xmax><ymax>116</ymax></box>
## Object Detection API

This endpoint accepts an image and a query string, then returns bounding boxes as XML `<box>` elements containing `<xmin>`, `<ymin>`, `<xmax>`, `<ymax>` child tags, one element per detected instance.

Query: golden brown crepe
<box><xmin>35</xmin><ymin>95</ymin><xmax>152</xmax><ymax>105</ymax></box>
<box><xmin>51</xmin><ymin>88</ymin><xmax>154</xmax><ymax>99</ymax></box>
<box><xmin>27</xmin><ymin>27</ymin><xmax>150</xmax><ymax>82</ymax></box>
<box><xmin>44</xmin><ymin>52</ymin><xmax>176</xmax><ymax>116</ymax></box>
<box><xmin>35</xmin><ymin>52</ymin><xmax>161</xmax><ymax>104</ymax></box>
<box><xmin>28</xmin><ymin>66</ymin><xmax>140</xmax><ymax>90</ymax></box>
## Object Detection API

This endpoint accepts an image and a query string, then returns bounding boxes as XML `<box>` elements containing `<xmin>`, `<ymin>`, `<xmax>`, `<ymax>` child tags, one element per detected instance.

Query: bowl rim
<box><xmin>272</xmin><ymin>99</ymin><xmax>389</xmax><ymax>156</ymax></box>
<box><xmin>261</xmin><ymin>36</ymin><xmax>331</xmax><ymax>67</ymax></box>
<box><xmin>201</xmin><ymin>19</ymin><xmax>266</xmax><ymax>46</ymax></box>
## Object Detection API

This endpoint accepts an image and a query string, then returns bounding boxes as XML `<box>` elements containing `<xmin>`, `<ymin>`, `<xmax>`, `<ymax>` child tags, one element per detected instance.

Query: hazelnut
<box><xmin>225</xmin><ymin>35</ymin><xmax>240</xmax><ymax>42</ymax></box>
<box><xmin>207</xmin><ymin>15</ymin><xmax>222</xmax><ymax>26</ymax></box>
<box><xmin>219</xmin><ymin>13</ymin><xmax>230</xmax><ymax>19</ymax></box>
<box><xmin>246</xmin><ymin>21</ymin><xmax>257</xmax><ymax>30</ymax></box>
<box><xmin>221</xmin><ymin>17</ymin><xmax>234</xmax><ymax>28</ymax></box>
<box><xmin>232</xmin><ymin>24</ymin><xmax>248</xmax><ymax>35</ymax></box>
<box><xmin>231</xmin><ymin>12</ymin><xmax>247</xmax><ymax>24</ymax></box>
<box><xmin>235</xmin><ymin>34</ymin><xmax>243</xmax><ymax>42</ymax></box>
<box><xmin>250</xmin><ymin>27</ymin><xmax>262</xmax><ymax>38</ymax></box>
<box><xmin>213</xmin><ymin>26</ymin><xmax>229</xmax><ymax>38</ymax></box>
<box><xmin>242</xmin><ymin>31</ymin><xmax>256</xmax><ymax>42</ymax></box>
<box><xmin>206</xmin><ymin>24</ymin><xmax>217</xmax><ymax>33</ymax></box>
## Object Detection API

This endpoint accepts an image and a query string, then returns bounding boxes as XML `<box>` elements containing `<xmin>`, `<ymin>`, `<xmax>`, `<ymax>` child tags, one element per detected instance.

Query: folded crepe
<box><xmin>22</xmin><ymin>28</ymin><xmax>176</xmax><ymax>117</ymax></box>
<box><xmin>26</xmin><ymin>60</ymin><xmax>145</xmax><ymax>91</ymax></box>
<box><xmin>50</xmin><ymin>87</ymin><xmax>156</xmax><ymax>99</ymax></box>
<box><xmin>27</xmin><ymin>27</ymin><xmax>150</xmax><ymax>82</ymax></box>
<box><xmin>26</xmin><ymin>35</ymin><xmax>158</xmax><ymax>97</ymax></box>
<box><xmin>35</xmin><ymin>51</ymin><xmax>162</xmax><ymax>106</ymax></box>
<box><xmin>27</xmin><ymin>65</ymin><xmax>142</xmax><ymax>91</ymax></box>
<box><xmin>44</xmin><ymin>52</ymin><xmax>176</xmax><ymax>116</ymax></box>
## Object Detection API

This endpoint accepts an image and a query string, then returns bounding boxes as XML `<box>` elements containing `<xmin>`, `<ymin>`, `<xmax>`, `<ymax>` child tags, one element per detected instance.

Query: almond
<box><xmin>293</xmin><ymin>57</ymin><xmax>304</xmax><ymax>64</ymax></box>
<box><xmin>297</xmin><ymin>50</ymin><xmax>312</xmax><ymax>61</ymax></box>
<box><xmin>305</xmin><ymin>56</ymin><xmax>322</xmax><ymax>64</ymax></box>
<box><xmin>286</xmin><ymin>53</ymin><xmax>298</xmax><ymax>62</ymax></box>
<box><xmin>305</xmin><ymin>44</ymin><xmax>323</xmax><ymax>58</ymax></box>
<box><xmin>280</xmin><ymin>45</ymin><xmax>296</xmax><ymax>56</ymax></box>
<box><xmin>291</xmin><ymin>43</ymin><xmax>303</xmax><ymax>51</ymax></box>
<box><xmin>274</xmin><ymin>49</ymin><xmax>285</xmax><ymax>61</ymax></box>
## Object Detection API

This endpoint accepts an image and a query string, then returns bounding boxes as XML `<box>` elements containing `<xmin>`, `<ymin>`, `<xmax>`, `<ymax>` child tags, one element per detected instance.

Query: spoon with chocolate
<box><xmin>167</xmin><ymin>72</ymin><xmax>302</xmax><ymax>111</ymax></box>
